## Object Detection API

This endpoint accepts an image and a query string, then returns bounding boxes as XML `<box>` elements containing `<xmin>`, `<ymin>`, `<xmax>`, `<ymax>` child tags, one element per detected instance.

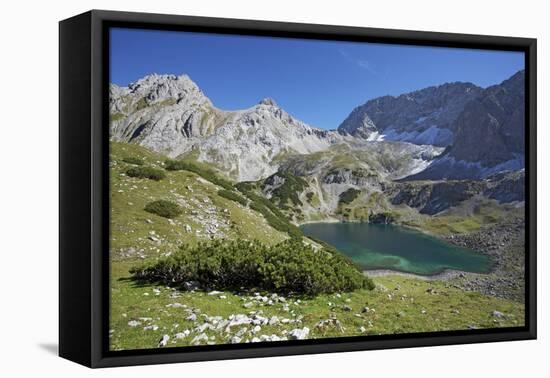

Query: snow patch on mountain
<box><xmin>381</xmin><ymin>125</ymin><xmax>453</xmax><ymax>146</ymax></box>
<box><xmin>337</xmin><ymin>81</ymin><xmax>483</xmax><ymax>147</ymax></box>
<box><xmin>404</xmin><ymin>154</ymin><xmax>525</xmax><ymax>181</ymax></box>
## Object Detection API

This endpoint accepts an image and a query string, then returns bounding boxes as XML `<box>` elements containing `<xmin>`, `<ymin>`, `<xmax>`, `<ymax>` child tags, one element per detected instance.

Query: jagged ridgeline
<box><xmin>110</xmin><ymin>71</ymin><xmax>525</xmax><ymax>183</ymax></box>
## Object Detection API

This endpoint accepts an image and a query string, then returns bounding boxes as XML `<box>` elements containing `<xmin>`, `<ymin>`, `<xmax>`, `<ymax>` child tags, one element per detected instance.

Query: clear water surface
<box><xmin>300</xmin><ymin>222</ymin><xmax>490</xmax><ymax>275</ymax></box>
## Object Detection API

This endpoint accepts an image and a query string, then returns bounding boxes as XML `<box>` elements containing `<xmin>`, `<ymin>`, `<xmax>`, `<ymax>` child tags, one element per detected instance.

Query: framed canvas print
<box><xmin>59</xmin><ymin>10</ymin><xmax>537</xmax><ymax>368</ymax></box>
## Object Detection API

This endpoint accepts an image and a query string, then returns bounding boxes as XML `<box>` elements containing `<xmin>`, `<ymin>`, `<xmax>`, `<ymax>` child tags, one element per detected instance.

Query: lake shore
<box><xmin>363</xmin><ymin>268</ymin><xmax>469</xmax><ymax>281</ymax></box>
<box><xmin>442</xmin><ymin>218</ymin><xmax>525</xmax><ymax>302</ymax></box>
<box><xmin>296</xmin><ymin>217</ymin><xmax>340</xmax><ymax>226</ymax></box>
<box><xmin>364</xmin><ymin>219</ymin><xmax>525</xmax><ymax>302</ymax></box>
<box><xmin>302</xmin><ymin>217</ymin><xmax>525</xmax><ymax>302</ymax></box>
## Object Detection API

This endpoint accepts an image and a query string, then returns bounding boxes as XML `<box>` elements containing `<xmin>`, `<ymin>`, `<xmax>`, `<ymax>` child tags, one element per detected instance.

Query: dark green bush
<box><xmin>122</xmin><ymin>156</ymin><xmax>144</xmax><ymax>165</ymax></box>
<box><xmin>144</xmin><ymin>200</ymin><xmax>182</xmax><ymax>218</ymax></box>
<box><xmin>164</xmin><ymin>159</ymin><xmax>193</xmax><ymax>171</ymax></box>
<box><xmin>126</xmin><ymin>166</ymin><xmax>165</xmax><ymax>181</ymax></box>
<box><xmin>130</xmin><ymin>239</ymin><xmax>374</xmax><ymax>295</ymax></box>
<box><xmin>238</xmin><ymin>186</ymin><xmax>283</xmax><ymax>218</ymax></box>
<box><xmin>218</xmin><ymin>189</ymin><xmax>248</xmax><ymax>206</ymax></box>
<box><xmin>304</xmin><ymin>235</ymin><xmax>367</xmax><ymax>274</ymax></box>
<box><xmin>235</xmin><ymin>181</ymin><xmax>256</xmax><ymax>193</ymax></box>
<box><xmin>164</xmin><ymin>159</ymin><xmax>233</xmax><ymax>190</ymax></box>
<box><xmin>339</xmin><ymin>188</ymin><xmax>361</xmax><ymax>204</ymax></box>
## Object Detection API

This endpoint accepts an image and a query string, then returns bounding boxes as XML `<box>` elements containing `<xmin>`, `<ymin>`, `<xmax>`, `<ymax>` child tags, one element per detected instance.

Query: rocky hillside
<box><xmin>405</xmin><ymin>71</ymin><xmax>525</xmax><ymax>180</ymax></box>
<box><xmin>110</xmin><ymin>74</ymin><xmax>228</xmax><ymax>148</ymax></box>
<box><xmin>388</xmin><ymin>170</ymin><xmax>525</xmax><ymax>215</ymax></box>
<box><xmin>252</xmin><ymin>141</ymin><xmax>442</xmax><ymax>222</ymax></box>
<box><xmin>257</xmin><ymin>161</ymin><xmax>524</xmax><ymax>225</ymax></box>
<box><xmin>191</xmin><ymin>98</ymin><xmax>341</xmax><ymax>181</ymax></box>
<box><xmin>109</xmin><ymin>142</ymin><xmax>290</xmax><ymax>260</ymax></box>
<box><xmin>110</xmin><ymin>75</ymin><xmax>342</xmax><ymax>181</ymax></box>
<box><xmin>451</xmin><ymin>71</ymin><xmax>525</xmax><ymax>164</ymax></box>
<box><xmin>337</xmin><ymin>70</ymin><xmax>525</xmax><ymax>181</ymax></box>
<box><xmin>338</xmin><ymin>82</ymin><xmax>483</xmax><ymax>146</ymax></box>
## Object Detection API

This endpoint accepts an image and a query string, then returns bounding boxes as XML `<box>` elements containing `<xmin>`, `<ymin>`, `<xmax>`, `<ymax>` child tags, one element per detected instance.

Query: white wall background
<box><xmin>0</xmin><ymin>0</ymin><xmax>546</xmax><ymax>376</ymax></box>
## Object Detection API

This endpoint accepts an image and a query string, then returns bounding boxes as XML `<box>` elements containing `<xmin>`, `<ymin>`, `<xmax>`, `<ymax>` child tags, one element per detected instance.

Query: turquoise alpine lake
<box><xmin>300</xmin><ymin>222</ymin><xmax>491</xmax><ymax>275</ymax></box>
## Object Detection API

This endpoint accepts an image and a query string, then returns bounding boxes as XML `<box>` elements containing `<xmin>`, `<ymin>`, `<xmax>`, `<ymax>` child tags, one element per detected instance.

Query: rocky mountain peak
<box><xmin>258</xmin><ymin>97</ymin><xmax>278</xmax><ymax>107</ymax></box>
<box><xmin>110</xmin><ymin>73</ymin><xmax>342</xmax><ymax>182</ymax></box>
<box><xmin>500</xmin><ymin>70</ymin><xmax>525</xmax><ymax>92</ymax></box>
<box><xmin>129</xmin><ymin>73</ymin><xmax>195</xmax><ymax>89</ymax></box>
<box><xmin>125</xmin><ymin>73</ymin><xmax>209</xmax><ymax>105</ymax></box>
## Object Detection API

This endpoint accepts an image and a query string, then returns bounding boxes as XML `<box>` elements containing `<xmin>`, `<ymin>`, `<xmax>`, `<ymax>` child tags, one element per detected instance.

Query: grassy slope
<box><xmin>110</xmin><ymin>142</ymin><xmax>287</xmax><ymax>257</ymax></box>
<box><xmin>400</xmin><ymin>197</ymin><xmax>525</xmax><ymax>237</ymax></box>
<box><xmin>110</xmin><ymin>267</ymin><xmax>523</xmax><ymax>350</ymax></box>
<box><xmin>109</xmin><ymin>142</ymin><xmax>524</xmax><ymax>351</ymax></box>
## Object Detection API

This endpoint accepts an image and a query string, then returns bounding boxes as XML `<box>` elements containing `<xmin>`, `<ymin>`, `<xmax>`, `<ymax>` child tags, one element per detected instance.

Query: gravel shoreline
<box><xmin>442</xmin><ymin>217</ymin><xmax>525</xmax><ymax>302</ymax></box>
<box><xmin>364</xmin><ymin>268</ymin><xmax>469</xmax><ymax>281</ymax></box>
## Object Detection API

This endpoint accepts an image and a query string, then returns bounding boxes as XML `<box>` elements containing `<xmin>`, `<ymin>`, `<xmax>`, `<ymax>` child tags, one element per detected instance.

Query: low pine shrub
<box><xmin>237</xmin><ymin>185</ymin><xmax>303</xmax><ymax>240</ymax></box>
<box><xmin>130</xmin><ymin>239</ymin><xmax>374</xmax><ymax>295</ymax></box>
<box><xmin>218</xmin><ymin>189</ymin><xmax>248</xmax><ymax>207</ymax></box>
<box><xmin>144</xmin><ymin>200</ymin><xmax>182</xmax><ymax>218</ymax></box>
<box><xmin>126</xmin><ymin>166</ymin><xmax>165</xmax><ymax>181</ymax></box>
<box><xmin>264</xmin><ymin>171</ymin><xmax>308</xmax><ymax>208</ymax></box>
<box><xmin>122</xmin><ymin>156</ymin><xmax>144</xmax><ymax>165</ymax></box>
<box><xmin>164</xmin><ymin>159</ymin><xmax>233</xmax><ymax>190</ymax></box>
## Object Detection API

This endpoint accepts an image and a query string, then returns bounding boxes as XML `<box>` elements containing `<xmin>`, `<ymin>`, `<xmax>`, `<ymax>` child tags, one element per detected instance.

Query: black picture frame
<box><xmin>59</xmin><ymin>9</ymin><xmax>537</xmax><ymax>368</ymax></box>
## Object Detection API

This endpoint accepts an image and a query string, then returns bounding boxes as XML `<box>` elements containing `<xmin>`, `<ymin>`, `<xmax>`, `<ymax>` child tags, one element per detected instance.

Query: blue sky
<box><xmin>110</xmin><ymin>28</ymin><xmax>524</xmax><ymax>130</ymax></box>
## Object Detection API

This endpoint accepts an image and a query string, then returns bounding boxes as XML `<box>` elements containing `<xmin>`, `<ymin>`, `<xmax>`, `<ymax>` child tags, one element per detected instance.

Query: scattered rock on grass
<box><xmin>158</xmin><ymin>335</ymin><xmax>170</xmax><ymax>347</ymax></box>
<box><xmin>288</xmin><ymin>327</ymin><xmax>310</xmax><ymax>340</ymax></box>
<box><xmin>191</xmin><ymin>333</ymin><xmax>209</xmax><ymax>345</ymax></box>
<box><xmin>230</xmin><ymin>336</ymin><xmax>242</xmax><ymax>344</ymax></box>
<box><xmin>175</xmin><ymin>330</ymin><xmax>191</xmax><ymax>339</ymax></box>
